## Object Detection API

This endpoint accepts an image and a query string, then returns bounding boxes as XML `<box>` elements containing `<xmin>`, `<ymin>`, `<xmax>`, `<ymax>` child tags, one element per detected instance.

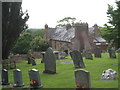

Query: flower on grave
<box><xmin>76</xmin><ymin>84</ymin><xmax>87</xmax><ymax>88</ymax></box>
<box><xmin>82</xmin><ymin>85</ymin><xmax>86</xmax><ymax>88</ymax></box>
<box><xmin>76</xmin><ymin>84</ymin><xmax>80</xmax><ymax>87</ymax></box>
<box><xmin>30</xmin><ymin>80</ymin><xmax>37</xmax><ymax>85</ymax></box>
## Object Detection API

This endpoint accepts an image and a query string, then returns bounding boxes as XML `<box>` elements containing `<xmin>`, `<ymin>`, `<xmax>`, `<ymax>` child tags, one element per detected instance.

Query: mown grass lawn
<box><xmin>2</xmin><ymin>53</ymin><xmax>118</xmax><ymax>88</ymax></box>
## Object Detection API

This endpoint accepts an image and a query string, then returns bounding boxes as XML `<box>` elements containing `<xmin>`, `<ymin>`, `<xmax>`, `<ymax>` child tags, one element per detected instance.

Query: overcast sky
<box><xmin>22</xmin><ymin>0</ymin><xmax>116</xmax><ymax>29</ymax></box>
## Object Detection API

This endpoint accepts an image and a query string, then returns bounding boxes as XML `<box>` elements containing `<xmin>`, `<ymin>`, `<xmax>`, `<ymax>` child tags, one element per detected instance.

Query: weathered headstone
<box><xmin>29</xmin><ymin>69</ymin><xmax>43</xmax><ymax>88</ymax></box>
<box><xmin>13</xmin><ymin>69</ymin><xmax>24</xmax><ymax>87</ymax></box>
<box><xmin>84</xmin><ymin>52</ymin><xmax>93</xmax><ymax>60</ymax></box>
<box><xmin>43</xmin><ymin>47</ymin><xmax>56</xmax><ymax>74</ymax></box>
<box><xmin>75</xmin><ymin>69</ymin><xmax>90</xmax><ymax>88</ymax></box>
<box><xmin>2</xmin><ymin>59</ymin><xmax>16</xmax><ymax>70</ymax></box>
<box><xmin>27</xmin><ymin>49</ymin><xmax>33</xmax><ymax>64</ymax></box>
<box><xmin>108</xmin><ymin>48</ymin><xmax>116</xmax><ymax>58</ymax></box>
<box><xmin>31</xmin><ymin>57</ymin><xmax>36</xmax><ymax>66</ymax></box>
<box><xmin>94</xmin><ymin>47</ymin><xmax>101</xmax><ymax>58</ymax></box>
<box><xmin>54</xmin><ymin>51</ymin><xmax>59</xmax><ymax>60</ymax></box>
<box><xmin>59</xmin><ymin>51</ymin><xmax>67</xmax><ymax>59</ymax></box>
<box><xmin>41</xmin><ymin>52</ymin><xmax>45</xmax><ymax>63</ymax></box>
<box><xmin>2</xmin><ymin>69</ymin><xmax>9</xmax><ymax>85</ymax></box>
<box><xmin>27</xmin><ymin>57</ymin><xmax>31</xmax><ymax>64</ymax></box>
<box><xmin>70</xmin><ymin>50</ymin><xmax>85</xmax><ymax>68</ymax></box>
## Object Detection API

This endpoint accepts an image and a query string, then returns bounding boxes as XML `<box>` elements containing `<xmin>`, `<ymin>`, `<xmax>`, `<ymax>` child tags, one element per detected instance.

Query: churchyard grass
<box><xmin>2</xmin><ymin>53</ymin><xmax>118</xmax><ymax>88</ymax></box>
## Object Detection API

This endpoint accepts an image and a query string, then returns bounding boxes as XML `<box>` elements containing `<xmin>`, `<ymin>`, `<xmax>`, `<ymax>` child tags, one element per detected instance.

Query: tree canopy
<box><xmin>2</xmin><ymin>2</ymin><xmax>29</xmax><ymax>59</ymax></box>
<box><xmin>56</xmin><ymin>17</ymin><xmax>76</xmax><ymax>27</ymax></box>
<box><xmin>100</xmin><ymin>1</ymin><xmax>120</xmax><ymax>49</ymax></box>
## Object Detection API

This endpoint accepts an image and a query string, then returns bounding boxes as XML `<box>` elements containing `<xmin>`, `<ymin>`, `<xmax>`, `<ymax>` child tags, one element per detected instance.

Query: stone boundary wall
<box><xmin>10</xmin><ymin>52</ymin><xmax>42</xmax><ymax>61</ymax></box>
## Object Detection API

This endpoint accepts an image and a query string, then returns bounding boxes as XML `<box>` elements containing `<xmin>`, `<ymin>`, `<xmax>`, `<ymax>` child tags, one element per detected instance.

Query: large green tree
<box><xmin>2</xmin><ymin>2</ymin><xmax>29</xmax><ymax>59</ymax></box>
<box><xmin>11</xmin><ymin>32</ymin><xmax>32</xmax><ymax>54</ymax></box>
<box><xmin>30</xmin><ymin>35</ymin><xmax>49</xmax><ymax>52</ymax></box>
<box><xmin>101</xmin><ymin>1</ymin><xmax>120</xmax><ymax>49</ymax></box>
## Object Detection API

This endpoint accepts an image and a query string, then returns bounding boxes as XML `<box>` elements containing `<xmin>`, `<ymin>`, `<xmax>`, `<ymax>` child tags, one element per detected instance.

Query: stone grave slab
<box><xmin>74</xmin><ymin>69</ymin><xmax>90</xmax><ymax>88</ymax></box>
<box><xmin>13</xmin><ymin>69</ymin><xmax>24</xmax><ymax>87</ymax></box>
<box><xmin>2</xmin><ymin>69</ymin><xmax>9</xmax><ymax>85</ymax></box>
<box><xmin>43</xmin><ymin>47</ymin><xmax>56</xmax><ymax>74</ymax></box>
<box><xmin>29</xmin><ymin>69</ymin><xmax>43</xmax><ymax>88</ymax></box>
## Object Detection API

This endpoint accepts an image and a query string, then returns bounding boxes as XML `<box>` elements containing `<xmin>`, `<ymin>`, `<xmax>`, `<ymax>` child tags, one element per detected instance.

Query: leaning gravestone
<box><xmin>94</xmin><ymin>47</ymin><xmax>101</xmax><ymax>58</ymax></box>
<box><xmin>70</xmin><ymin>50</ymin><xmax>85</xmax><ymax>68</ymax></box>
<box><xmin>43</xmin><ymin>47</ymin><xmax>56</xmax><ymax>74</ymax></box>
<box><xmin>108</xmin><ymin>48</ymin><xmax>116</xmax><ymax>58</ymax></box>
<box><xmin>84</xmin><ymin>52</ymin><xmax>93</xmax><ymax>60</ymax></box>
<box><xmin>2</xmin><ymin>69</ymin><xmax>9</xmax><ymax>85</ymax></box>
<box><xmin>75</xmin><ymin>69</ymin><xmax>90</xmax><ymax>88</ymax></box>
<box><xmin>13</xmin><ymin>69</ymin><xmax>24</xmax><ymax>87</ymax></box>
<box><xmin>29</xmin><ymin>69</ymin><xmax>43</xmax><ymax>88</ymax></box>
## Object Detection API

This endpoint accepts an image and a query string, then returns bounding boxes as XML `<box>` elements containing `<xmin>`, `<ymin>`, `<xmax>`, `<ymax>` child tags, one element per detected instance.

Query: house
<box><xmin>44</xmin><ymin>23</ymin><xmax>108</xmax><ymax>54</ymax></box>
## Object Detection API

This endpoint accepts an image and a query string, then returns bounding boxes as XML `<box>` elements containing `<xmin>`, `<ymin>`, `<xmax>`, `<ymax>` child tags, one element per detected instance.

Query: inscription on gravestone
<box><xmin>2</xmin><ymin>69</ymin><xmax>9</xmax><ymax>85</ymax></box>
<box><xmin>70</xmin><ymin>50</ymin><xmax>85</xmax><ymax>68</ymax></box>
<box><xmin>13</xmin><ymin>69</ymin><xmax>24</xmax><ymax>87</ymax></box>
<box><xmin>29</xmin><ymin>69</ymin><xmax>43</xmax><ymax>88</ymax></box>
<box><xmin>75</xmin><ymin>69</ymin><xmax>90</xmax><ymax>88</ymax></box>
<box><xmin>43</xmin><ymin>47</ymin><xmax>56</xmax><ymax>74</ymax></box>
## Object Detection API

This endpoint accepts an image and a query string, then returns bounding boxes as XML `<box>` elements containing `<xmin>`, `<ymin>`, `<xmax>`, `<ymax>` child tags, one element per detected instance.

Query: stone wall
<box><xmin>10</xmin><ymin>52</ymin><xmax>42</xmax><ymax>61</ymax></box>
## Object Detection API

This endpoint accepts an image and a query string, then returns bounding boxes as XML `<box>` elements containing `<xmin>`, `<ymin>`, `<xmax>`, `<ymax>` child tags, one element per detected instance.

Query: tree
<box><xmin>56</xmin><ymin>17</ymin><xmax>76</xmax><ymax>27</ymax></box>
<box><xmin>30</xmin><ymin>36</ymin><xmax>49</xmax><ymax>52</ymax></box>
<box><xmin>11</xmin><ymin>32</ymin><xmax>33</xmax><ymax>54</ymax></box>
<box><xmin>2</xmin><ymin>2</ymin><xmax>29</xmax><ymax>59</ymax></box>
<box><xmin>101</xmin><ymin>1</ymin><xmax>120</xmax><ymax>49</ymax></box>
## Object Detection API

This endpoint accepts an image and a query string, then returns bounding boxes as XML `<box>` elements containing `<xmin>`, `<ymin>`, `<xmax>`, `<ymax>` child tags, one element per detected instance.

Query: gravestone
<box><xmin>31</xmin><ymin>57</ymin><xmax>36</xmax><ymax>66</ymax></box>
<box><xmin>2</xmin><ymin>59</ymin><xmax>16</xmax><ymax>70</ymax></box>
<box><xmin>94</xmin><ymin>47</ymin><xmax>101</xmax><ymax>58</ymax></box>
<box><xmin>75</xmin><ymin>69</ymin><xmax>90</xmax><ymax>88</ymax></box>
<box><xmin>27</xmin><ymin>50</ymin><xmax>32</xmax><ymax>64</ymax></box>
<box><xmin>13</xmin><ymin>69</ymin><xmax>24</xmax><ymax>87</ymax></box>
<box><xmin>108</xmin><ymin>48</ymin><xmax>116</xmax><ymax>58</ymax></box>
<box><xmin>84</xmin><ymin>52</ymin><xmax>93</xmax><ymax>60</ymax></box>
<box><xmin>70</xmin><ymin>50</ymin><xmax>85</xmax><ymax>68</ymax></box>
<box><xmin>27</xmin><ymin>57</ymin><xmax>31</xmax><ymax>64</ymax></box>
<box><xmin>29</xmin><ymin>69</ymin><xmax>43</xmax><ymax>88</ymax></box>
<box><xmin>43</xmin><ymin>47</ymin><xmax>56</xmax><ymax>74</ymax></box>
<box><xmin>41</xmin><ymin>52</ymin><xmax>45</xmax><ymax>63</ymax></box>
<box><xmin>54</xmin><ymin>51</ymin><xmax>59</xmax><ymax>60</ymax></box>
<box><xmin>59</xmin><ymin>51</ymin><xmax>66</xmax><ymax>59</ymax></box>
<box><xmin>2</xmin><ymin>69</ymin><xmax>9</xmax><ymax>85</ymax></box>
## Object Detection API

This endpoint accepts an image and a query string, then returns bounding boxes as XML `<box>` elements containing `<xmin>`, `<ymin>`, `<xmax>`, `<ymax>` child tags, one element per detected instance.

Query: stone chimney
<box><xmin>74</xmin><ymin>23</ymin><xmax>88</xmax><ymax>37</ymax></box>
<box><xmin>45</xmin><ymin>24</ymin><xmax>48</xmax><ymax>29</ymax></box>
<box><xmin>44</xmin><ymin>24</ymin><xmax>49</xmax><ymax>41</ymax></box>
<box><xmin>93</xmin><ymin>24</ymin><xmax>100</xmax><ymax>36</ymax></box>
<box><xmin>72</xmin><ymin>23</ymin><xmax>93</xmax><ymax>52</ymax></box>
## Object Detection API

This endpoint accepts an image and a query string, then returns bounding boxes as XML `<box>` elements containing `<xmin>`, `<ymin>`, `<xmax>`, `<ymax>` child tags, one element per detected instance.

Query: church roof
<box><xmin>47</xmin><ymin>26</ymin><xmax>75</xmax><ymax>42</ymax></box>
<box><xmin>47</xmin><ymin>25</ymin><xmax>107</xmax><ymax>43</ymax></box>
